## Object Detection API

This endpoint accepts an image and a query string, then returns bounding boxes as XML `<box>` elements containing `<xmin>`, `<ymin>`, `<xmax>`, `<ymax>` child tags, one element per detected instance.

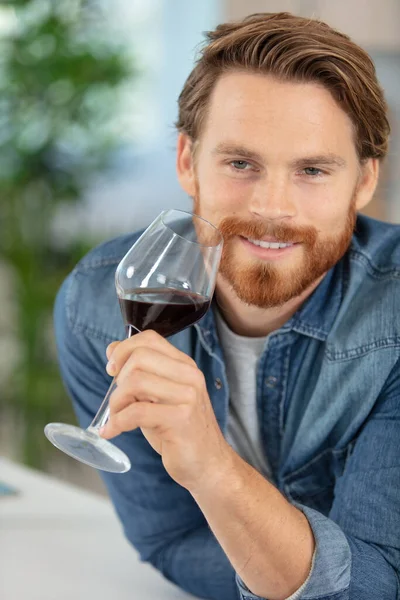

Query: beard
<box><xmin>193</xmin><ymin>193</ymin><xmax>356</xmax><ymax>309</ymax></box>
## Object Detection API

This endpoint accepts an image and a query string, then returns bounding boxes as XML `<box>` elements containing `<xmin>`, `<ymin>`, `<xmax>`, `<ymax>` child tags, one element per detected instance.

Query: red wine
<box><xmin>118</xmin><ymin>288</ymin><xmax>211</xmax><ymax>337</ymax></box>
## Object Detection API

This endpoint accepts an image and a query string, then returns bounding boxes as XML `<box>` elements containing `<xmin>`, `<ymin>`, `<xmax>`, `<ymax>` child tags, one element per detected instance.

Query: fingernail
<box><xmin>106</xmin><ymin>360</ymin><xmax>116</xmax><ymax>376</ymax></box>
<box><xmin>99</xmin><ymin>426</ymin><xmax>106</xmax><ymax>437</ymax></box>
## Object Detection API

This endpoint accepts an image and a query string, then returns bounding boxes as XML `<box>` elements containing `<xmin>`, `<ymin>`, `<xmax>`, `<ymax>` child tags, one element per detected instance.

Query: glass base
<box><xmin>44</xmin><ymin>423</ymin><xmax>131</xmax><ymax>473</ymax></box>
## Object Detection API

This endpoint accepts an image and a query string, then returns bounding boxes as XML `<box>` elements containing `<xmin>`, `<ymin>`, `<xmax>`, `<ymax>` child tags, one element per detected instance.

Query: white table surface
<box><xmin>0</xmin><ymin>457</ymin><xmax>198</xmax><ymax>600</ymax></box>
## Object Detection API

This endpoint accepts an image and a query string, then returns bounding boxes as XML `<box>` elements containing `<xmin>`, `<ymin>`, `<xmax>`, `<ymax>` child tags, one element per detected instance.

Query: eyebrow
<box><xmin>212</xmin><ymin>143</ymin><xmax>347</xmax><ymax>169</ymax></box>
<box><xmin>212</xmin><ymin>143</ymin><xmax>265</xmax><ymax>163</ymax></box>
<box><xmin>290</xmin><ymin>154</ymin><xmax>347</xmax><ymax>169</ymax></box>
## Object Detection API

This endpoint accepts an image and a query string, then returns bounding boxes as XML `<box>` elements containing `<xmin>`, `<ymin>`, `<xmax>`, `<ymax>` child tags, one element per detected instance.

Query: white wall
<box><xmin>226</xmin><ymin>0</ymin><xmax>400</xmax><ymax>49</ymax></box>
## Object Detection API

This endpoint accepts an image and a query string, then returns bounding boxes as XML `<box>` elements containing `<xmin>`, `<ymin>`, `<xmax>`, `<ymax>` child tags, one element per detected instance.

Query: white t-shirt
<box><xmin>214</xmin><ymin>308</ymin><xmax>271</xmax><ymax>479</ymax></box>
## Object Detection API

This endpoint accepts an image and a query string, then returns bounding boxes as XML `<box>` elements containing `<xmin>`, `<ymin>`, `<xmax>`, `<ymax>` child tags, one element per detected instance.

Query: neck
<box><xmin>215</xmin><ymin>275</ymin><xmax>325</xmax><ymax>337</ymax></box>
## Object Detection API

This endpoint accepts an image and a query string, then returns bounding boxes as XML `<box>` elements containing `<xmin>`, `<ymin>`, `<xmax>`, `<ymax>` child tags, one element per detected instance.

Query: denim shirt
<box><xmin>54</xmin><ymin>214</ymin><xmax>400</xmax><ymax>600</ymax></box>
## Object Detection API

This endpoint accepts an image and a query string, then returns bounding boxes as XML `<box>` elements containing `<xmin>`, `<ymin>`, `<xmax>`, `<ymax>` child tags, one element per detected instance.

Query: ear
<box><xmin>355</xmin><ymin>158</ymin><xmax>380</xmax><ymax>211</ymax></box>
<box><xmin>176</xmin><ymin>133</ymin><xmax>197</xmax><ymax>197</ymax></box>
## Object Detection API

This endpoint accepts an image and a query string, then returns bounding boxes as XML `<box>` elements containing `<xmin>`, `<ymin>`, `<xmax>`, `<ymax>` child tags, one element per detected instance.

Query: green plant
<box><xmin>0</xmin><ymin>0</ymin><xmax>134</xmax><ymax>467</ymax></box>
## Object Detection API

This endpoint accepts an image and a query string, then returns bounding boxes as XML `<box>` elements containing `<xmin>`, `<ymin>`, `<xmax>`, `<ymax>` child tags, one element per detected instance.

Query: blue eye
<box><xmin>303</xmin><ymin>167</ymin><xmax>323</xmax><ymax>177</ymax></box>
<box><xmin>231</xmin><ymin>160</ymin><xmax>251</xmax><ymax>170</ymax></box>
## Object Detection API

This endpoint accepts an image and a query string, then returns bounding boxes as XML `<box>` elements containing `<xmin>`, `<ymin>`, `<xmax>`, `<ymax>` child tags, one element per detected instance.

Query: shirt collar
<box><xmin>197</xmin><ymin>255</ymin><xmax>346</xmax><ymax>348</ymax></box>
<box><xmin>288</xmin><ymin>259</ymin><xmax>345</xmax><ymax>341</ymax></box>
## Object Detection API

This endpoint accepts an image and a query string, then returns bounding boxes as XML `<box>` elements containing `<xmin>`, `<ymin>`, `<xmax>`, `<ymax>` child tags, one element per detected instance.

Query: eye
<box><xmin>302</xmin><ymin>167</ymin><xmax>324</xmax><ymax>177</ymax></box>
<box><xmin>230</xmin><ymin>160</ymin><xmax>252</xmax><ymax>171</ymax></box>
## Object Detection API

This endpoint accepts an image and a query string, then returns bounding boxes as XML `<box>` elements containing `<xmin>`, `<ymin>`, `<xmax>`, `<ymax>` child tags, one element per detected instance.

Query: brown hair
<box><xmin>176</xmin><ymin>12</ymin><xmax>390</xmax><ymax>161</ymax></box>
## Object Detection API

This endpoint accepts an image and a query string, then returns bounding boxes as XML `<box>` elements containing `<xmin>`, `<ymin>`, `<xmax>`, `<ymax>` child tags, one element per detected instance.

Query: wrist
<box><xmin>189</xmin><ymin>442</ymin><xmax>244</xmax><ymax>499</ymax></box>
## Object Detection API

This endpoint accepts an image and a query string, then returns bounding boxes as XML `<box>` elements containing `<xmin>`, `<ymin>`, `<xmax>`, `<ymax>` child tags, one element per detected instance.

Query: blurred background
<box><xmin>0</xmin><ymin>0</ymin><xmax>399</xmax><ymax>494</ymax></box>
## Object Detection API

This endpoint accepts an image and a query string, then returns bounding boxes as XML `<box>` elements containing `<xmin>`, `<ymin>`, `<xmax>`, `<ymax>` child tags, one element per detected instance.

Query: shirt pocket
<box><xmin>282</xmin><ymin>445</ymin><xmax>353</xmax><ymax>515</ymax></box>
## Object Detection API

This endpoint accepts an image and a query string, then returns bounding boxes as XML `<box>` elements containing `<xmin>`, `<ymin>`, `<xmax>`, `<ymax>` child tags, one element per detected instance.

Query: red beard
<box><xmin>194</xmin><ymin>195</ymin><xmax>356</xmax><ymax>308</ymax></box>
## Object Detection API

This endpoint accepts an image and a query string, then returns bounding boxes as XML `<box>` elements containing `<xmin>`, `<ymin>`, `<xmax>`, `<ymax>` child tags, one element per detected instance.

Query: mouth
<box><xmin>239</xmin><ymin>236</ymin><xmax>299</xmax><ymax>260</ymax></box>
<box><xmin>245</xmin><ymin>237</ymin><xmax>295</xmax><ymax>249</ymax></box>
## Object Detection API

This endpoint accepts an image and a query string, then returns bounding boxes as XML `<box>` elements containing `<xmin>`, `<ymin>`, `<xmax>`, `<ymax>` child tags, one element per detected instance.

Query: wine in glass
<box><xmin>44</xmin><ymin>209</ymin><xmax>223</xmax><ymax>473</ymax></box>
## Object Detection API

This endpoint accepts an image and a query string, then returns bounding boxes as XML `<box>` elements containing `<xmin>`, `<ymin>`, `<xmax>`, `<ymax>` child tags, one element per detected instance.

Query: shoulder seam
<box><xmin>326</xmin><ymin>337</ymin><xmax>400</xmax><ymax>362</ymax></box>
<box><xmin>76</xmin><ymin>257</ymin><xmax>122</xmax><ymax>271</ymax></box>
<box><xmin>349</xmin><ymin>248</ymin><xmax>400</xmax><ymax>279</ymax></box>
<box><xmin>73</xmin><ymin>321</ymin><xmax>120</xmax><ymax>343</ymax></box>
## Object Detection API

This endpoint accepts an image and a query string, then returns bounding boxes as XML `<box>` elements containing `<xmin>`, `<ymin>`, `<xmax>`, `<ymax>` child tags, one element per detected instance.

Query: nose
<box><xmin>249</xmin><ymin>175</ymin><xmax>297</xmax><ymax>221</ymax></box>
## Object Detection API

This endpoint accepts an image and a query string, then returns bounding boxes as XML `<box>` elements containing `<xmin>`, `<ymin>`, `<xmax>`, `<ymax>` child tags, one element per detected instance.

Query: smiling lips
<box><xmin>246</xmin><ymin>238</ymin><xmax>293</xmax><ymax>249</ymax></box>
<box><xmin>242</xmin><ymin>236</ymin><xmax>296</xmax><ymax>249</ymax></box>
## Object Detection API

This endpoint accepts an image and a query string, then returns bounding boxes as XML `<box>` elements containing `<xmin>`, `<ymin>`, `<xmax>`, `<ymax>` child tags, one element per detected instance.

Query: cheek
<box><xmin>295</xmin><ymin>182</ymin><xmax>354</xmax><ymax>233</ymax></box>
<box><xmin>196</xmin><ymin>167</ymin><xmax>248</xmax><ymax>218</ymax></box>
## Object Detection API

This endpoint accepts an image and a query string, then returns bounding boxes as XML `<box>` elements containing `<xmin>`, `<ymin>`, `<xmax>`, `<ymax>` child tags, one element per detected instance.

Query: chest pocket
<box><xmin>282</xmin><ymin>445</ymin><xmax>353</xmax><ymax>516</ymax></box>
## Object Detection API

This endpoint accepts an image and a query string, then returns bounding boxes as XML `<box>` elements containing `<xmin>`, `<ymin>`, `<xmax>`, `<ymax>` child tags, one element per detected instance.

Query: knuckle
<box><xmin>125</xmin><ymin>369</ymin><xmax>143</xmax><ymax>390</ymax></box>
<box><xmin>184</xmin><ymin>385</ymin><xmax>197</xmax><ymax>403</ymax></box>
<box><xmin>132</xmin><ymin>346</ymin><xmax>149</xmax><ymax>365</ymax></box>
<box><xmin>191</xmin><ymin>367</ymin><xmax>205</xmax><ymax>388</ymax></box>
<box><xmin>124</xmin><ymin>348</ymin><xmax>141</xmax><ymax>371</ymax></box>
<box><xmin>121</xmin><ymin>351</ymin><xmax>146</xmax><ymax>380</ymax></box>
<box><xmin>141</xmin><ymin>329</ymin><xmax>159</xmax><ymax>343</ymax></box>
<box><xmin>106</xmin><ymin>341</ymin><xmax>119</xmax><ymax>358</ymax></box>
<box><xmin>185</xmin><ymin>355</ymin><xmax>198</xmax><ymax>369</ymax></box>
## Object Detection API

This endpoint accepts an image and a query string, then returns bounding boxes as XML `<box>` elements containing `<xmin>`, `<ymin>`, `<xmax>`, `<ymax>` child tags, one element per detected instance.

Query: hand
<box><xmin>100</xmin><ymin>330</ymin><xmax>233</xmax><ymax>492</ymax></box>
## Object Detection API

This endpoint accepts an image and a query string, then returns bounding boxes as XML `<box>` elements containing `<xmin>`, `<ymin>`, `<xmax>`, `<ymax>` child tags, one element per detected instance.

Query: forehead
<box><xmin>201</xmin><ymin>71</ymin><xmax>356</xmax><ymax>158</ymax></box>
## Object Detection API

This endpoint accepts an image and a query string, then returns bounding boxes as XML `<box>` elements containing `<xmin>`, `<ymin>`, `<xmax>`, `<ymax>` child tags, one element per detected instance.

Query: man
<box><xmin>55</xmin><ymin>12</ymin><xmax>399</xmax><ymax>600</ymax></box>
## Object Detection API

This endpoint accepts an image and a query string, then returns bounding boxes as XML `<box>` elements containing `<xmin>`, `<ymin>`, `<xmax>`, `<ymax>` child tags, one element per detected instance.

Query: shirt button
<box><xmin>266</xmin><ymin>376</ymin><xmax>278</xmax><ymax>388</ymax></box>
<box><xmin>214</xmin><ymin>378</ymin><xmax>223</xmax><ymax>390</ymax></box>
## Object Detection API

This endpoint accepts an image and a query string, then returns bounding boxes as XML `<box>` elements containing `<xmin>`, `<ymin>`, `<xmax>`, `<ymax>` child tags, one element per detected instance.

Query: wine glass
<box><xmin>44</xmin><ymin>209</ymin><xmax>223</xmax><ymax>473</ymax></box>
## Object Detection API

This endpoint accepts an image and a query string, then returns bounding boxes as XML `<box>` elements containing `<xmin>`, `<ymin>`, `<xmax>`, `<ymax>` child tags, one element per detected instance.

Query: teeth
<box><xmin>247</xmin><ymin>238</ymin><xmax>293</xmax><ymax>249</ymax></box>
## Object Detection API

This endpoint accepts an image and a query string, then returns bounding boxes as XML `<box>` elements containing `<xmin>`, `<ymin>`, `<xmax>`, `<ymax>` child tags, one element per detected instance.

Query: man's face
<box><xmin>177</xmin><ymin>72</ymin><xmax>376</xmax><ymax>308</ymax></box>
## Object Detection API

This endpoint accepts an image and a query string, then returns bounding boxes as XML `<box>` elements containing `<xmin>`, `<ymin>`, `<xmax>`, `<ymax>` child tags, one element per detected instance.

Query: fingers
<box><xmin>106</xmin><ymin>341</ymin><xmax>120</xmax><ymax>360</ymax></box>
<box><xmin>113</xmin><ymin>346</ymin><xmax>199</xmax><ymax>389</ymax></box>
<box><xmin>106</xmin><ymin>330</ymin><xmax>196</xmax><ymax>377</ymax></box>
<box><xmin>100</xmin><ymin>401</ymin><xmax>177</xmax><ymax>439</ymax></box>
<box><xmin>109</xmin><ymin>371</ymin><xmax>199</xmax><ymax>415</ymax></box>
<box><xmin>102</xmin><ymin>331</ymin><xmax>207</xmax><ymax>441</ymax></box>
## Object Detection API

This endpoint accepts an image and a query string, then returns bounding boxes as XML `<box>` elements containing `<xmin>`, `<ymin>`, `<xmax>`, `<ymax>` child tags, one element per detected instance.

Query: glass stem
<box><xmin>87</xmin><ymin>378</ymin><xmax>117</xmax><ymax>431</ymax></box>
<box><xmin>87</xmin><ymin>325</ymin><xmax>138</xmax><ymax>433</ymax></box>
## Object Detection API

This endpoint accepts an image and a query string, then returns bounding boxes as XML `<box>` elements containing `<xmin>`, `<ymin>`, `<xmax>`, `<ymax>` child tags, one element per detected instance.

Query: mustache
<box><xmin>218</xmin><ymin>216</ymin><xmax>318</xmax><ymax>245</ymax></box>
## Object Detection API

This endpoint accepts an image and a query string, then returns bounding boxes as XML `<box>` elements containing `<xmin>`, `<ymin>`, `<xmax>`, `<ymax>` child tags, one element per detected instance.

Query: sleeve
<box><xmin>236</xmin><ymin>361</ymin><xmax>400</xmax><ymax>600</ymax></box>
<box><xmin>54</xmin><ymin>273</ymin><xmax>240</xmax><ymax>600</ymax></box>
<box><xmin>236</xmin><ymin>551</ymin><xmax>316</xmax><ymax>600</ymax></box>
